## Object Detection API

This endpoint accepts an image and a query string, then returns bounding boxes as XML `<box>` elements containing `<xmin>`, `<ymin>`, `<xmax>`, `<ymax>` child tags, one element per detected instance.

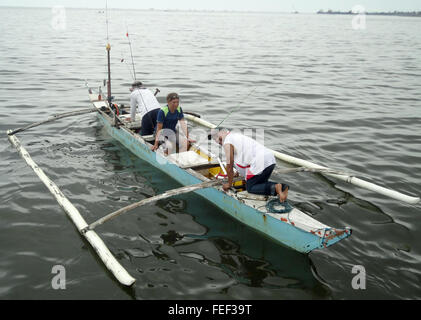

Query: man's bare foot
<box><xmin>275</xmin><ymin>184</ymin><xmax>288</xmax><ymax>202</ymax></box>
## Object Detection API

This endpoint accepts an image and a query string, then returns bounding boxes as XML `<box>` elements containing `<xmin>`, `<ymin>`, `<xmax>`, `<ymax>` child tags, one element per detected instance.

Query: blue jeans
<box><xmin>246</xmin><ymin>164</ymin><xmax>289</xmax><ymax>196</ymax></box>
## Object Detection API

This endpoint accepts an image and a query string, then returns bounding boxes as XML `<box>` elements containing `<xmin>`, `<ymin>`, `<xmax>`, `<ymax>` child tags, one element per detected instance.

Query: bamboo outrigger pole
<box><xmin>7</xmin><ymin>131</ymin><xmax>136</xmax><ymax>286</ymax></box>
<box><xmin>86</xmin><ymin>177</ymin><xmax>243</xmax><ymax>231</ymax></box>
<box><xmin>86</xmin><ymin>166</ymin><xmax>352</xmax><ymax>232</ymax></box>
<box><xmin>184</xmin><ymin>114</ymin><xmax>420</xmax><ymax>205</ymax></box>
<box><xmin>271</xmin><ymin>150</ymin><xmax>420</xmax><ymax>205</ymax></box>
<box><xmin>7</xmin><ymin>108</ymin><xmax>98</xmax><ymax>136</ymax></box>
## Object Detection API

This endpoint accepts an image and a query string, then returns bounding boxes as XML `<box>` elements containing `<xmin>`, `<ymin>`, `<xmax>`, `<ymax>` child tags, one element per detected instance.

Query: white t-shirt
<box><xmin>130</xmin><ymin>88</ymin><xmax>161</xmax><ymax>119</ymax></box>
<box><xmin>223</xmin><ymin>131</ymin><xmax>276</xmax><ymax>179</ymax></box>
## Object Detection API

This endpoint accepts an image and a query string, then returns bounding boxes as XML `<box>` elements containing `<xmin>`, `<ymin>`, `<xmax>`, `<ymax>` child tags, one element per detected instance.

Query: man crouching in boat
<box><xmin>151</xmin><ymin>93</ymin><xmax>195</xmax><ymax>153</ymax></box>
<box><xmin>127</xmin><ymin>81</ymin><xmax>161</xmax><ymax>136</ymax></box>
<box><xmin>209</xmin><ymin>128</ymin><xmax>289</xmax><ymax>202</ymax></box>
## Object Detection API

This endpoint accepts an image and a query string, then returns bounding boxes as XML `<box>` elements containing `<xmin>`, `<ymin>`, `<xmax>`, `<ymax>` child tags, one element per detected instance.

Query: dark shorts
<box><xmin>141</xmin><ymin>109</ymin><xmax>160</xmax><ymax>136</ymax></box>
<box><xmin>246</xmin><ymin>164</ymin><xmax>289</xmax><ymax>196</ymax></box>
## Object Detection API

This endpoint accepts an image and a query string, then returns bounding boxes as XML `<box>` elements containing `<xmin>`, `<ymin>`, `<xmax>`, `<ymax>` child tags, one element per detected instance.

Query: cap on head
<box><xmin>166</xmin><ymin>93</ymin><xmax>180</xmax><ymax>102</ymax></box>
<box><xmin>207</xmin><ymin>129</ymin><xmax>217</xmax><ymax>140</ymax></box>
<box><xmin>131</xmin><ymin>81</ymin><xmax>143</xmax><ymax>88</ymax></box>
<box><xmin>207</xmin><ymin>128</ymin><xmax>228</xmax><ymax>140</ymax></box>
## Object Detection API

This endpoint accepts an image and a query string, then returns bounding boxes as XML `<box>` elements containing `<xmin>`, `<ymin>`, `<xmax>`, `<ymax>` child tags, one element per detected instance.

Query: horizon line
<box><xmin>0</xmin><ymin>6</ymin><xmax>312</xmax><ymax>14</ymax></box>
<box><xmin>1</xmin><ymin>5</ymin><xmax>420</xmax><ymax>15</ymax></box>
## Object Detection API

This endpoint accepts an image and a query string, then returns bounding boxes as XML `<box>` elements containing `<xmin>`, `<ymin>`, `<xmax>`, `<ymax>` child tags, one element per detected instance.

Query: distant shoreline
<box><xmin>1</xmin><ymin>6</ymin><xmax>421</xmax><ymax>17</ymax></box>
<box><xmin>317</xmin><ymin>10</ymin><xmax>421</xmax><ymax>18</ymax></box>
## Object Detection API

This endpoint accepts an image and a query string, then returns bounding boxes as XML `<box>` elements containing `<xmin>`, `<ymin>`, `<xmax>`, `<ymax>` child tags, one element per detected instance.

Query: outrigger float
<box><xmin>6</xmin><ymin>34</ymin><xmax>419</xmax><ymax>288</ymax></box>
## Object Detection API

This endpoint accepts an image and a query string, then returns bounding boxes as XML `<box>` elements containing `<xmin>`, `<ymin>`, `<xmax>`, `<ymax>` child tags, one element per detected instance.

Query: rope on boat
<box><xmin>266</xmin><ymin>198</ymin><xmax>293</xmax><ymax>214</ymax></box>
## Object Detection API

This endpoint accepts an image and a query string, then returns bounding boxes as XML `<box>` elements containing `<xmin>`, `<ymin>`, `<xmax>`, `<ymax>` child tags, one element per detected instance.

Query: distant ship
<box><xmin>317</xmin><ymin>9</ymin><xmax>421</xmax><ymax>17</ymax></box>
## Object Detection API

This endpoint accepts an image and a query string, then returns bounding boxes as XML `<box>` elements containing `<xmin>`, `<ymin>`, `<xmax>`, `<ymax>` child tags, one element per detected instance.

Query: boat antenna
<box><xmin>105</xmin><ymin>0</ymin><xmax>109</xmax><ymax>42</ymax></box>
<box><xmin>105</xmin><ymin>0</ymin><xmax>113</xmax><ymax>107</ymax></box>
<box><xmin>126</xmin><ymin>23</ymin><xmax>137</xmax><ymax>81</ymax></box>
<box><xmin>215</xmin><ymin>87</ymin><xmax>257</xmax><ymax>128</ymax></box>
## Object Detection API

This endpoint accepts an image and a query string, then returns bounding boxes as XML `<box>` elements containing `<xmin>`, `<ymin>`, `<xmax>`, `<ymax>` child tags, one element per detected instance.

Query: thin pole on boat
<box><xmin>120</xmin><ymin>51</ymin><xmax>135</xmax><ymax>81</ymax></box>
<box><xmin>126</xmin><ymin>24</ymin><xmax>137</xmax><ymax>81</ymax></box>
<box><xmin>105</xmin><ymin>0</ymin><xmax>110</xmax><ymax>43</ymax></box>
<box><xmin>104</xmin><ymin>0</ymin><xmax>120</xmax><ymax>129</ymax></box>
<box><xmin>191</xmin><ymin>142</ymin><xmax>227</xmax><ymax>175</ymax></box>
<box><xmin>105</xmin><ymin>0</ymin><xmax>112</xmax><ymax>107</ymax></box>
<box><xmin>106</xmin><ymin>44</ymin><xmax>112</xmax><ymax>107</ymax></box>
<box><xmin>86</xmin><ymin>177</ymin><xmax>243</xmax><ymax>231</ymax></box>
<box><xmin>7</xmin><ymin>108</ymin><xmax>98</xmax><ymax>136</ymax></box>
<box><xmin>215</xmin><ymin>88</ymin><xmax>257</xmax><ymax>128</ymax></box>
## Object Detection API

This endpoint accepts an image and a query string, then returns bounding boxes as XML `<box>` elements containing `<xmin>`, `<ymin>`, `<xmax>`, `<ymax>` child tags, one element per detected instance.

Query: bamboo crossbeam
<box><xmin>8</xmin><ymin>108</ymin><xmax>98</xmax><ymax>136</ymax></box>
<box><xmin>86</xmin><ymin>177</ymin><xmax>242</xmax><ymax>231</ymax></box>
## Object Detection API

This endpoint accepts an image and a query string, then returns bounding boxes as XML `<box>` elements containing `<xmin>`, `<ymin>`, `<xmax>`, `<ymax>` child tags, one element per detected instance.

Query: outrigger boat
<box><xmin>7</xmin><ymin>77</ymin><xmax>419</xmax><ymax>289</ymax></box>
<box><xmin>7</xmin><ymin>18</ymin><xmax>419</xmax><ymax>287</ymax></box>
<box><xmin>88</xmin><ymin>90</ymin><xmax>353</xmax><ymax>255</ymax></box>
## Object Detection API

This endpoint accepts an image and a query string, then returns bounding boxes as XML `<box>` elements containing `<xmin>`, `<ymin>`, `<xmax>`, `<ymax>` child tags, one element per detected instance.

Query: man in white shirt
<box><xmin>209</xmin><ymin>128</ymin><xmax>289</xmax><ymax>202</ymax></box>
<box><xmin>128</xmin><ymin>81</ymin><xmax>161</xmax><ymax>136</ymax></box>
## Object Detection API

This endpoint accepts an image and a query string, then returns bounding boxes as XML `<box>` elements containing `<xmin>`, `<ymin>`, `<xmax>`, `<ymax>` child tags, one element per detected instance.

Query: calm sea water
<box><xmin>0</xmin><ymin>7</ymin><xmax>420</xmax><ymax>300</ymax></box>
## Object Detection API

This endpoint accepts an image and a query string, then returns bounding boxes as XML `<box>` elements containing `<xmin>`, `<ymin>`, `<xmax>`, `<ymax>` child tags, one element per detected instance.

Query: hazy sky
<box><xmin>1</xmin><ymin>0</ymin><xmax>420</xmax><ymax>12</ymax></box>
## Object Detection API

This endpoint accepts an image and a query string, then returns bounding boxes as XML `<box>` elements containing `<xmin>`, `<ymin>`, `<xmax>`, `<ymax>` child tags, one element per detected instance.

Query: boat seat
<box><xmin>167</xmin><ymin>151</ymin><xmax>219</xmax><ymax>169</ymax></box>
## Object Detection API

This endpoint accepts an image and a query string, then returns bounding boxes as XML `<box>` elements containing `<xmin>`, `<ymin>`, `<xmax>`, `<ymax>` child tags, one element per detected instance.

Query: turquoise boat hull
<box><xmin>97</xmin><ymin>113</ymin><xmax>351</xmax><ymax>254</ymax></box>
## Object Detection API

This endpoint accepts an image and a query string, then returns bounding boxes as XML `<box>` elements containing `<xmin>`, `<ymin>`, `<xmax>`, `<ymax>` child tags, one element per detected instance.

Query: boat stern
<box><xmin>315</xmin><ymin>227</ymin><xmax>352</xmax><ymax>251</ymax></box>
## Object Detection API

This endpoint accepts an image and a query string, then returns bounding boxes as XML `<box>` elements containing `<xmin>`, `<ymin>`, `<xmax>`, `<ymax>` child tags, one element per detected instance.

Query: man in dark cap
<box><xmin>128</xmin><ymin>81</ymin><xmax>161</xmax><ymax>136</ymax></box>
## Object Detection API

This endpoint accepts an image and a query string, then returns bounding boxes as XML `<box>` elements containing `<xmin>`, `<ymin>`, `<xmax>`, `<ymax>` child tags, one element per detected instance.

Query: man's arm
<box><xmin>179</xmin><ymin>118</ymin><xmax>196</xmax><ymax>141</ymax></box>
<box><xmin>151</xmin><ymin>122</ymin><xmax>163</xmax><ymax>151</ymax></box>
<box><xmin>130</xmin><ymin>93</ymin><xmax>137</xmax><ymax>121</ymax></box>
<box><xmin>223</xmin><ymin>144</ymin><xmax>235</xmax><ymax>191</ymax></box>
<box><xmin>179</xmin><ymin>119</ymin><xmax>189</xmax><ymax>138</ymax></box>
